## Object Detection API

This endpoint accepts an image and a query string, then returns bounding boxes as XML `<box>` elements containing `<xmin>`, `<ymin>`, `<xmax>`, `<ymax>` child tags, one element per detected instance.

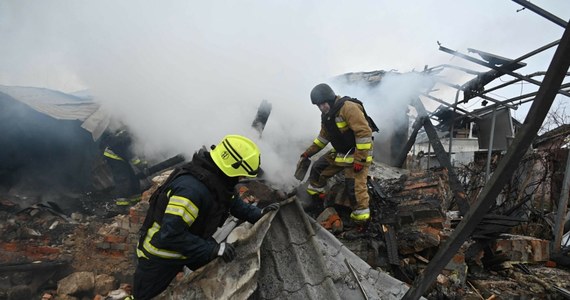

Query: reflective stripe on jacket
<box><xmin>103</xmin><ymin>147</ymin><xmax>124</xmax><ymax>161</ymax></box>
<box><xmin>305</xmin><ymin>97</ymin><xmax>373</xmax><ymax>165</ymax></box>
<box><xmin>137</xmin><ymin>157</ymin><xmax>263</xmax><ymax>267</ymax></box>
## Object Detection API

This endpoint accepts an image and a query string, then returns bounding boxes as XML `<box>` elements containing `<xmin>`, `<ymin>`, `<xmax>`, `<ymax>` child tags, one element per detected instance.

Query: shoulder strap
<box><xmin>328</xmin><ymin>97</ymin><xmax>348</xmax><ymax>116</ymax></box>
<box><xmin>139</xmin><ymin>163</ymin><xmax>192</xmax><ymax>236</ymax></box>
<box><xmin>337</xmin><ymin>97</ymin><xmax>380</xmax><ymax>132</ymax></box>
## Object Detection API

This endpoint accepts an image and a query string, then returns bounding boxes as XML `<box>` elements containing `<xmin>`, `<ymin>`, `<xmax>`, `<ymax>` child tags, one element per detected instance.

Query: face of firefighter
<box><xmin>317</xmin><ymin>102</ymin><xmax>330</xmax><ymax>114</ymax></box>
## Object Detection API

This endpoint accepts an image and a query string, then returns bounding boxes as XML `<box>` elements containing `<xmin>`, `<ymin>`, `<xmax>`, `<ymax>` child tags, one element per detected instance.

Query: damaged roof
<box><xmin>0</xmin><ymin>85</ymin><xmax>109</xmax><ymax>140</ymax></box>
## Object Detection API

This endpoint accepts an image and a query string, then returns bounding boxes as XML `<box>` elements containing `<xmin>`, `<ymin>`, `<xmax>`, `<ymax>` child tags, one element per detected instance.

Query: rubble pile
<box><xmin>306</xmin><ymin>163</ymin><xmax>570</xmax><ymax>299</ymax></box>
<box><xmin>1</xmin><ymin>157</ymin><xmax>570</xmax><ymax>299</ymax></box>
<box><xmin>0</xmin><ymin>197</ymin><xmax>142</xmax><ymax>299</ymax></box>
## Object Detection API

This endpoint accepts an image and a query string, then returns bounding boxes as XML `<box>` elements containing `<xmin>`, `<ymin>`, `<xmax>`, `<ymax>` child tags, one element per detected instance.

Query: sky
<box><xmin>0</xmin><ymin>1</ymin><xmax>569</xmax><ymax>189</ymax></box>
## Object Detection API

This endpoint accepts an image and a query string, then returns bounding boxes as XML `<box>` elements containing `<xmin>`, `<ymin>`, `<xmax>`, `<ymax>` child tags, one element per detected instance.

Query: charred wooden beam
<box><xmin>395</xmin><ymin>115</ymin><xmax>424</xmax><ymax>168</ymax></box>
<box><xmin>252</xmin><ymin>99</ymin><xmax>272</xmax><ymax>137</ymax></box>
<box><xmin>138</xmin><ymin>154</ymin><xmax>186</xmax><ymax>178</ymax></box>
<box><xmin>412</xmin><ymin>98</ymin><xmax>470</xmax><ymax>215</ymax></box>
<box><xmin>403</xmin><ymin>22</ymin><xmax>570</xmax><ymax>300</ymax></box>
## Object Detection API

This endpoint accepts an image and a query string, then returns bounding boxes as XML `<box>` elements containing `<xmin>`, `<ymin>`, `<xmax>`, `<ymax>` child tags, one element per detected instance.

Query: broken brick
<box><xmin>104</xmin><ymin>235</ymin><xmax>126</xmax><ymax>244</ymax></box>
<box><xmin>492</xmin><ymin>234</ymin><xmax>550</xmax><ymax>263</ymax></box>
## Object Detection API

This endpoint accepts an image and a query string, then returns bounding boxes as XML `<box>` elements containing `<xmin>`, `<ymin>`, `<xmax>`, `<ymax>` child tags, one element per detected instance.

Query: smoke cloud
<box><xmin>1</xmin><ymin>1</ymin><xmax>568</xmax><ymax>189</ymax></box>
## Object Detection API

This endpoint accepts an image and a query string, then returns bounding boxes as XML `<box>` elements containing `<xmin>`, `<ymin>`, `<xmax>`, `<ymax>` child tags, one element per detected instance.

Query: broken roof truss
<box><xmin>402</xmin><ymin>3</ymin><xmax>570</xmax><ymax>298</ymax></box>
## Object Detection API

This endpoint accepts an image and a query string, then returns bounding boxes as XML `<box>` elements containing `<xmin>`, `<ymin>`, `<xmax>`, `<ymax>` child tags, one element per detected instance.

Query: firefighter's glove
<box><xmin>297</xmin><ymin>155</ymin><xmax>309</xmax><ymax>168</ymax></box>
<box><xmin>261</xmin><ymin>203</ymin><xmax>280</xmax><ymax>216</ymax></box>
<box><xmin>213</xmin><ymin>242</ymin><xmax>236</xmax><ymax>262</ymax></box>
<box><xmin>353</xmin><ymin>162</ymin><xmax>364</xmax><ymax>173</ymax></box>
<box><xmin>295</xmin><ymin>153</ymin><xmax>311</xmax><ymax>180</ymax></box>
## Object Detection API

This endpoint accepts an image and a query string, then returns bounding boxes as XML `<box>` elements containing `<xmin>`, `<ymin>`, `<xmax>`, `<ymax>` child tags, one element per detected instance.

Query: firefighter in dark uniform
<box><xmin>132</xmin><ymin>135</ymin><xmax>279</xmax><ymax>300</ymax></box>
<box><xmin>101</xmin><ymin>129</ymin><xmax>143</xmax><ymax>202</ymax></box>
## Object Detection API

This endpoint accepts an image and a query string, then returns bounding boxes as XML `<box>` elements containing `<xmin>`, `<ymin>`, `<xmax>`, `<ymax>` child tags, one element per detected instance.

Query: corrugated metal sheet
<box><xmin>258</xmin><ymin>199</ymin><xmax>341</xmax><ymax>300</ymax></box>
<box><xmin>161</xmin><ymin>198</ymin><xmax>421</xmax><ymax>299</ymax></box>
<box><xmin>0</xmin><ymin>85</ymin><xmax>109</xmax><ymax>140</ymax></box>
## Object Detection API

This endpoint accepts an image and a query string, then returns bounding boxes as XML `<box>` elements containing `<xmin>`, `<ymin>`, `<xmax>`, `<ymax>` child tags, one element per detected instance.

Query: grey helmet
<box><xmin>310</xmin><ymin>83</ymin><xmax>336</xmax><ymax>105</ymax></box>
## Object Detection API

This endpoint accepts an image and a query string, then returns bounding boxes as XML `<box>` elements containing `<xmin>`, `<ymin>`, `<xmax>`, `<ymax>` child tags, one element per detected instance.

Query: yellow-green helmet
<box><xmin>210</xmin><ymin>135</ymin><xmax>261</xmax><ymax>178</ymax></box>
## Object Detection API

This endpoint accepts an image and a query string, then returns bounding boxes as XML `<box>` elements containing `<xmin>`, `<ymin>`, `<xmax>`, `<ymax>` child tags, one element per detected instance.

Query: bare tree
<box><xmin>540</xmin><ymin>99</ymin><xmax>569</xmax><ymax>134</ymax></box>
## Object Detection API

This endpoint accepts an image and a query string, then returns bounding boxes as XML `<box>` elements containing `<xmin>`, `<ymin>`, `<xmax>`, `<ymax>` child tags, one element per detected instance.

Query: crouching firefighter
<box><xmin>132</xmin><ymin>135</ymin><xmax>279</xmax><ymax>300</ymax></box>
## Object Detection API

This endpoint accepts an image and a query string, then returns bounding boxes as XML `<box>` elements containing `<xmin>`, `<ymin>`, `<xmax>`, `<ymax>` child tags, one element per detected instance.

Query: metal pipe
<box><xmin>427</xmin><ymin>64</ymin><xmax>481</xmax><ymax>75</ymax></box>
<box><xmin>482</xmin><ymin>71</ymin><xmax>569</xmax><ymax>98</ymax></box>
<box><xmin>344</xmin><ymin>258</ymin><xmax>369</xmax><ymax>300</ymax></box>
<box><xmin>500</xmin><ymin>39</ymin><xmax>561</xmax><ymax>69</ymax></box>
<box><xmin>472</xmin><ymin>82</ymin><xmax>570</xmax><ymax>115</ymax></box>
<box><xmin>485</xmin><ymin>108</ymin><xmax>498</xmax><ymax>182</ymax></box>
<box><xmin>427</xmin><ymin>143</ymin><xmax>431</xmax><ymax>169</ymax></box>
<box><xmin>439</xmin><ymin>46</ymin><xmax>570</xmax><ymax>98</ymax></box>
<box><xmin>481</xmin><ymin>71</ymin><xmax>547</xmax><ymax>95</ymax></box>
<box><xmin>421</xmin><ymin>92</ymin><xmax>482</xmax><ymax>119</ymax></box>
<box><xmin>552</xmin><ymin>149</ymin><xmax>570</xmax><ymax>254</ymax></box>
<box><xmin>448</xmin><ymin>89</ymin><xmax>460</xmax><ymax>157</ymax></box>
<box><xmin>436</xmin><ymin>77</ymin><xmax>517</xmax><ymax>109</ymax></box>
<box><xmin>512</xmin><ymin>0</ymin><xmax>568</xmax><ymax>28</ymax></box>
<box><xmin>443</xmin><ymin>39</ymin><xmax>560</xmax><ymax>107</ymax></box>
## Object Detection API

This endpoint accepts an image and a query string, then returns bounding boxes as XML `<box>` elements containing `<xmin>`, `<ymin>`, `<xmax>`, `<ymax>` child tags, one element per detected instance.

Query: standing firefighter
<box><xmin>299</xmin><ymin>83</ymin><xmax>378</xmax><ymax>224</ymax></box>
<box><xmin>133</xmin><ymin>135</ymin><xmax>279</xmax><ymax>300</ymax></box>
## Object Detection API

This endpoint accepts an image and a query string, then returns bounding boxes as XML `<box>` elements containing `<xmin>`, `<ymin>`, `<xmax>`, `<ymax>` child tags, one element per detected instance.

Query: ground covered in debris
<box><xmin>299</xmin><ymin>163</ymin><xmax>570</xmax><ymax>299</ymax></box>
<box><xmin>1</xmin><ymin>164</ymin><xmax>570</xmax><ymax>299</ymax></box>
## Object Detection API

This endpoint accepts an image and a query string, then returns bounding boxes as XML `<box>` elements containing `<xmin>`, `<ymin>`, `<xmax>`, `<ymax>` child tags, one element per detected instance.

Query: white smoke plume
<box><xmin>1</xmin><ymin>1</ymin><xmax>568</xmax><ymax>189</ymax></box>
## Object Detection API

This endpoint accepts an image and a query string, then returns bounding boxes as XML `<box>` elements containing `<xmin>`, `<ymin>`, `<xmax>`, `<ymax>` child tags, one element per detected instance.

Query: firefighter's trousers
<box><xmin>133</xmin><ymin>258</ymin><xmax>183</xmax><ymax>300</ymax></box>
<box><xmin>308</xmin><ymin>152</ymin><xmax>369</xmax><ymax>211</ymax></box>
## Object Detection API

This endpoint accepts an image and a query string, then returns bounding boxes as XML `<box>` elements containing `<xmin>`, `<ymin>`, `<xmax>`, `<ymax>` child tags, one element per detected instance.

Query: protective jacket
<box><xmin>305</xmin><ymin>96</ymin><xmax>377</xmax><ymax>166</ymax></box>
<box><xmin>136</xmin><ymin>149</ymin><xmax>262</xmax><ymax>269</ymax></box>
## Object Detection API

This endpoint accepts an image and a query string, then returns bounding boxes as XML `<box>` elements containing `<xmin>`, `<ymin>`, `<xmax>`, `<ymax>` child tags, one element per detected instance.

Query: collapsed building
<box><xmin>0</xmin><ymin>84</ymin><xmax>186</xmax><ymax>214</ymax></box>
<box><xmin>1</xmin><ymin>3</ymin><xmax>570</xmax><ymax>300</ymax></box>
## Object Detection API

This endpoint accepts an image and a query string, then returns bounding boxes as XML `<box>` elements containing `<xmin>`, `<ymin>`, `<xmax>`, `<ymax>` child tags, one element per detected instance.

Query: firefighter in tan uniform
<box><xmin>300</xmin><ymin>83</ymin><xmax>378</xmax><ymax>223</ymax></box>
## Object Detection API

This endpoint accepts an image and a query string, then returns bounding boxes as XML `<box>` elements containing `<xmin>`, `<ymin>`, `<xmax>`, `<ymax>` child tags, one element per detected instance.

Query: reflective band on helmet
<box><xmin>222</xmin><ymin>139</ymin><xmax>257</xmax><ymax>175</ymax></box>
